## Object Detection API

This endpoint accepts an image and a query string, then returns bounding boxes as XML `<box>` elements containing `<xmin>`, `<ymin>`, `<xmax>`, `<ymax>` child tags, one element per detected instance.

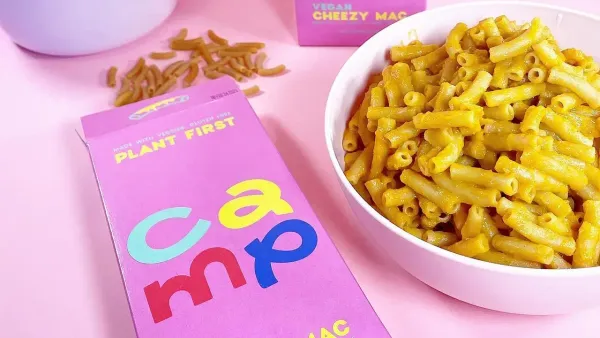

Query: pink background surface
<box><xmin>1</xmin><ymin>0</ymin><xmax>599</xmax><ymax>337</ymax></box>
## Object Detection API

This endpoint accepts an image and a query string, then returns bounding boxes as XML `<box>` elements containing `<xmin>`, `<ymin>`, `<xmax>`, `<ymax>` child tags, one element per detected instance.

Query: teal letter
<box><xmin>127</xmin><ymin>207</ymin><xmax>211</xmax><ymax>264</ymax></box>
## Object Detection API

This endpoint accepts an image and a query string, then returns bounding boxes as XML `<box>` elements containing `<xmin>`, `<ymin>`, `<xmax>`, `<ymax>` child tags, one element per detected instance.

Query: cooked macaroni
<box><xmin>342</xmin><ymin>16</ymin><xmax>600</xmax><ymax>269</ymax></box>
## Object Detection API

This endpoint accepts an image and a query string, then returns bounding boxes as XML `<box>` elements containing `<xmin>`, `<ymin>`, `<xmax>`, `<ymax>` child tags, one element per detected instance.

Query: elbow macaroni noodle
<box><xmin>342</xmin><ymin>16</ymin><xmax>600</xmax><ymax>269</ymax></box>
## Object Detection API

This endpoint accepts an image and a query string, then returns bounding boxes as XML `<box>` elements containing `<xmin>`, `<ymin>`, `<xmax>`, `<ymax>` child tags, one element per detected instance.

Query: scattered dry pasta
<box><xmin>343</xmin><ymin>15</ymin><xmax>600</xmax><ymax>269</ymax></box>
<box><xmin>105</xmin><ymin>29</ymin><xmax>288</xmax><ymax>106</ymax></box>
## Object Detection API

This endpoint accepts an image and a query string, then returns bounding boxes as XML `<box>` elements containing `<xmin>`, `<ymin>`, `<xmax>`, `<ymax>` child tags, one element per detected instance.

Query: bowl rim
<box><xmin>324</xmin><ymin>0</ymin><xmax>600</xmax><ymax>277</ymax></box>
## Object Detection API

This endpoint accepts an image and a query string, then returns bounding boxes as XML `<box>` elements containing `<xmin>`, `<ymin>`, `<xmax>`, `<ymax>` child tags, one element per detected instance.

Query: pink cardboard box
<box><xmin>80</xmin><ymin>77</ymin><xmax>390</xmax><ymax>338</ymax></box>
<box><xmin>295</xmin><ymin>1</ymin><xmax>427</xmax><ymax>46</ymax></box>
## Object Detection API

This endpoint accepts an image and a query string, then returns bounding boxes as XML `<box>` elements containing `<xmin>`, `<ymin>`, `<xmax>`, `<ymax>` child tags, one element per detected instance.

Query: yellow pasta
<box><xmin>429</xmin><ymin>137</ymin><xmax>464</xmax><ymax>174</ymax></box>
<box><xmin>341</xmin><ymin>15</ymin><xmax>600</xmax><ymax>269</ymax></box>
<box><xmin>573</xmin><ymin>222</ymin><xmax>600</xmax><ymax>268</ymax></box>
<box><xmin>412</xmin><ymin>46</ymin><xmax>449</xmax><ymax>71</ymax></box>
<box><xmin>483</xmin><ymin>83</ymin><xmax>545</xmax><ymax>107</ymax></box>
<box><xmin>491</xmin><ymin>234</ymin><xmax>553</xmax><ymax>264</ymax></box>
<box><xmin>400</xmin><ymin>169</ymin><xmax>461</xmax><ymax>214</ymax></box>
<box><xmin>494</xmin><ymin>155</ymin><xmax>568</xmax><ymax>194</ymax></box>
<box><xmin>446</xmin><ymin>233</ymin><xmax>490</xmax><ymax>257</ymax></box>
<box><xmin>385</xmin><ymin>122</ymin><xmax>420</xmax><ymax>148</ymax></box>
<box><xmin>345</xmin><ymin>143</ymin><xmax>374</xmax><ymax>185</ymax></box>
<box><xmin>446</xmin><ymin>23</ymin><xmax>469</xmax><ymax>58</ymax></box>
<box><xmin>547</xmin><ymin>67</ymin><xmax>600</xmax><ymax>109</ymax></box>
<box><xmin>344</xmin><ymin>151</ymin><xmax>362</xmax><ymax>168</ymax></box>
<box><xmin>390</xmin><ymin>44</ymin><xmax>438</xmax><ymax>62</ymax></box>
<box><xmin>455</xmin><ymin>71</ymin><xmax>493</xmax><ymax>105</ymax></box>
<box><xmin>400</xmin><ymin>139</ymin><xmax>419</xmax><ymax>155</ymax></box>
<box><xmin>461</xmin><ymin>205</ymin><xmax>484</xmax><ymax>238</ymax></box>
<box><xmin>495</xmin><ymin>15</ymin><xmax>517</xmax><ymax>37</ymax></box>
<box><xmin>382</xmin><ymin>186</ymin><xmax>416</xmax><ymax>207</ymax></box>
<box><xmin>489</xmin><ymin>18</ymin><xmax>545</xmax><ymax>63</ymax></box>
<box><xmin>405</xmin><ymin>227</ymin><xmax>425</xmax><ymax>239</ymax></box>
<box><xmin>384</xmin><ymin>81</ymin><xmax>402</xmax><ymax>107</ymax></box>
<box><xmin>483</xmin><ymin>104</ymin><xmax>514</xmax><ymax>121</ymax></box>
<box><xmin>418</xmin><ymin>196</ymin><xmax>442</xmax><ymax>219</ymax></box>
<box><xmin>520</xmin><ymin>150</ymin><xmax>588</xmax><ymax>190</ymax></box>
<box><xmin>424</xmin><ymin>230</ymin><xmax>458</xmax><ymax>247</ymax></box>
<box><xmin>370</xmin><ymin>118</ymin><xmax>397</xmax><ymax>179</ymax></box>
<box><xmin>583</xmin><ymin>200</ymin><xmax>600</xmax><ymax>225</ymax></box>
<box><xmin>413</xmin><ymin>110</ymin><xmax>478</xmax><ymax>129</ymax></box>
<box><xmin>392</xmin><ymin>63</ymin><xmax>414</xmax><ymax>98</ymax></box>
<box><xmin>503</xmin><ymin>210</ymin><xmax>576</xmax><ymax>255</ymax></box>
<box><xmin>507</xmin><ymin>54</ymin><xmax>528</xmax><ymax>82</ymax></box>
<box><xmin>450</xmin><ymin>163</ymin><xmax>518</xmax><ymax>195</ymax></box>
<box><xmin>432</xmin><ymin>171</ymin><xmax>501</xmax><ymax>207</ymax></box>
<box><xmin>365</xmin><ymin>178</ymin><xmax>408</xmax><ymax>228</ymax></box>
<box><xmin>538</xmin><ymin>213</ymin><xmax>571</xmax><ymax>237</ymax></box>
<box><xmin>476</xmin><ymin>250</ymin><xmax>542</xmax><ymax>268</ymax></box>
<box><xmin>546</xmin><ymin>253</ymin><xmax>572</xmax><ymax>269</ymax></box>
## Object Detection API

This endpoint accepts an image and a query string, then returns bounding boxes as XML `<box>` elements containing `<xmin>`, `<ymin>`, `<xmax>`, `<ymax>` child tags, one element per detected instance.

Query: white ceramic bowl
<box><xmin>0</xmin><ymin>0</ymin><xmax>178</xmax><ymax>56</ymax></box>
<box><xmin>325</xmin><ymin>1</ymin><xmax>600</xmax><ymax>315</ymax></box>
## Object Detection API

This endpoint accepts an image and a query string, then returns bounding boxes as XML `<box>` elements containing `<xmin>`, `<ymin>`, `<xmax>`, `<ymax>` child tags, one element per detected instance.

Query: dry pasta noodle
<box><xmin>258</xmin><ymin>64</ymin><xmax>286</xmax><ymax>77</ymax></box>
<box><xmin>183</xmin><ymin>63</ymin><xmax>199</xmax><ymax>87</ymax></box>
<box><xmin>118</xmin><ymin>77</ymin><xmax>131</xmax><ymax>94</ymax></box>
<box><xmin>189</xmin><ymin>55</ymin><xmax>204</xmax><ymax>64</ymax></box>
<box><xmin>235</xmin><ymin>42</ymin><xmax>266</xmax><ymax>49</ymax></box>
<box><xmin>106</xmin><ymin>66</ymin><xmax>118</xmax><ymax>88</ymax></box>
<box><xmin>229</xmin><ymin>58</ymin><xmax>253</xmax><ymax>77</ymax></box>
<box><xmin>125</xmin><ymin>58</ymin><xmax>145</xmax><ymax>79</ymax></box>
<box><xmin>171</xmin><ymin>28</ymin><xmax>188</xmax><ymax>41</ymax></box>
<box><xmin>224</xmin><ymin>46</ymin><xmax>258</xmax><ymax>54</ymax></box>
<box><xmin>341</xmin><ymin>15</ymin><xmax>600</xmax><ymax>269</ymax></box>
<box><xmin>162</xmin><ymin>60</ymin><xmax>185</xmax><ymax>78</ymax></box>
<box><xmin>217</xmin><ymin>66</ymin><xmax>244</xmax><ymax>82</ymax></box>
<box><xmin>208</xmin><ymin>44</ymin><xmax>229</xmax><ymax>53</ymax></box>
<box><xmin>218</xmin><ymin>50</ymin><xmax>249</xmax><ymax>58</ymax></box>
<box><xmin>145</xmin><ymin>70</ymin><xmax>156</xmax><ymax>95</ymax></box>
<box><xmin>205</xmin><ymin>70</ymin><xmax>225</xmax><ymax>79</ymax></box>
<box><xmin>208</xmin><ymin>29</ymin><xmax>228</xmax><ymax>45</ymax></box>
<box><xmin>104</xmin><ymin>29</ymin><xmax>286</xmax><ymax>105</ymax></box>
<box><xmin>243</xmin><ymin>85</ymin><xmax>261</xmax><ymax>97</ymax></box>
<box><xmin>115</xmin><ymin>90</ymin><xmax>133</xmax><ymax>107</ymax></box>
<box><xmin>204</xmin><ymin>56</ymin><xmax>231</xmax><ymax>72</ymax></box>
<box><xmin>170</xmin><ymin>37</ymin><xmax>203</xmax><ymax>51</ymax></box>
<box><xmin>134</xmin><ymin>66</ymin><xmax>149</xmax><ymax>86</ymax></box>
<box><xmin>173</xmin><ymin>62</ymin><xmax>191</xmax><ymax>77</ymax></box>
<box><xmin>190</xmin><ymin>49</ymin><xmax>201</xmax><ymax>58</ymax></box>
<box><xmin>149</xmin><ymin>51</ymin><xmax>177</xmax><ymax>60</ymax></box>
<box><xmin>197</xmin><ymin>37</ymin><xmax>215</xmax><ymax>64</ymax></box>
<box><xmin>255</xmin><ymin>52</ymin><xmax>267</xmax><ymax>70</ymax></box>
<box><xmin>131</xmin><ymin>81</ymin><xmax>142</xmax><ymax>102</ymax></box>
<box><xmin>149</xmin><ymin>65</ymin><xmax>163</xmax><ymax>87</ymax></box>
<box><xmin>236</xmin><ymin>56</ymin><xmax>245</xmax><ymax>67</ymax></box>
<box><xmin>154</xmin><ymin>76</ymin><xmax>177</xmax><ymax>96</ymax></box>
<box><xmin>244</xmin><ymin>54</ymin><xmax>256</xmax><ymax>71</ymax></box>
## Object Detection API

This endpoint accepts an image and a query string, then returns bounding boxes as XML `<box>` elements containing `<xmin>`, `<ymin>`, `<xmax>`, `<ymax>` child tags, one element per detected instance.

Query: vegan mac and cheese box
<box><xmin>295</xmin><ymin>1</ymin><xmax>427</xmax><ymax>46</ymax></box>
<box><xmin>80</xmin><ymin>77</ymin><xmax>390</xmax><ymax>338</ymax></box>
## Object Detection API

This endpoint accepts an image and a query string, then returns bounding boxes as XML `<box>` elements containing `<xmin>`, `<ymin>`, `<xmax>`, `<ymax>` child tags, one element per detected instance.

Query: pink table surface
<box><xmin>1</xmin><ymin>0</ymin><xmax>600</xmax><ymax>337</ymax></box>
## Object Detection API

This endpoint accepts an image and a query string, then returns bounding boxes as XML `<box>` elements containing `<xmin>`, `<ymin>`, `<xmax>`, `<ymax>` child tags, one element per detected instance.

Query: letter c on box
<box><xmin>128</xmin><ymin>207</ymin><xmax>211</xmax><ymax>264</ymax></box>
<box><xmin>333</xmin><ymin>319</ymin><xmax>350</xmax><ymax>336</ymax></box>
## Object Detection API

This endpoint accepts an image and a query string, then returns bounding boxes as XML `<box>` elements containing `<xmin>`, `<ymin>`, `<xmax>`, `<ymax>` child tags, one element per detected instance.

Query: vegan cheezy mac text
<box><xmin>342</xmin><ymin>16</ymin><xmax>600</xmax><ymax>269</ymax></box>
